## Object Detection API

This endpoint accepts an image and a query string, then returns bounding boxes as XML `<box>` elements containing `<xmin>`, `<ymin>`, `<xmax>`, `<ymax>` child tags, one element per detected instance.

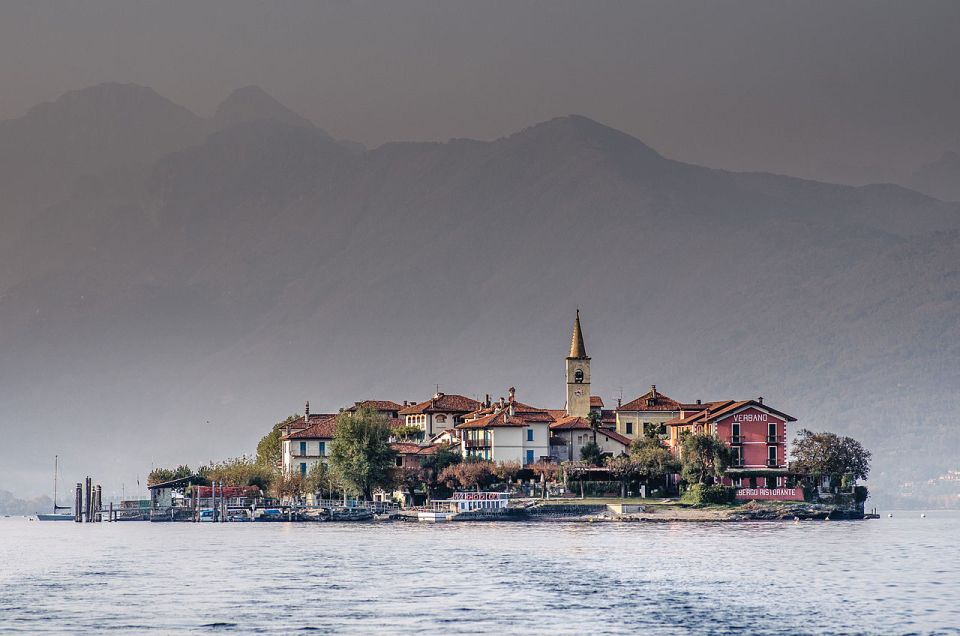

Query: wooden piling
<box><xmin>75</xmin><ymin>482</ymin><xmax>82</xmax><ymax>522</ymax></box>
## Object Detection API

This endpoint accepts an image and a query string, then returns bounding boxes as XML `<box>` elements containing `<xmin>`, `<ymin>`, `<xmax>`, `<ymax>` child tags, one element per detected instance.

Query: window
<box><xmin>526</xmin><ymin>450</ymin><xmax>535</xmax><ymax>465</ymax></box>
<box><xmin>526</xmin><ymin>429</ymin><xmax>534</xmax><ymax>442</ymax></box>
<box><xmin>396</xmin><ymin>457</ymin><xmax>403</xmax><ymax>467</ymax></box>
<box><xmin>625</xmin><ymin>422</ymin><xmax>633</xmax><ymax>435</ymax></box>
<box><xmin>768</xmin><ymin>422</ymin><xmax>778</xmax><ymax>442</ymax></box>
<box><xmin>436</xmin><ymin>414</ymin><xmax>447</xmax><ymax>423</ymax></box>
<box><xmin>299</xmin><ymin>441</ymin><xmax>307</xmax><ymax>456</ymax></box>
<box><xmin>318</xmin><ymin>441</ymin><xmax>325</xmax><ymax>456</ymax></box>
<box><xmin>732</xmin><ymin>446</ymin><xmax>743</xmax><ymax>466</ymax></box>
<box><xmin>768</xmin><ymin>445</ymin><xmax>778</xmax><ymax>466</ymax></box>
<box><xmin>765</xmin><ymin>476</ymin><xmax>777</xmax><ymax>488</ymax></box>
<box><xmin>733</xmin><ymin>477</ymin><xmax>742</xmax><ymax>488</ymax></box>
<box><xmin>299</xmin><ymin>463</ymin><xmax>307</xmax><ymax>477</ymax></box>
<box><xmin>731</xmin><ymin>423</ymin><xmax>741</xmax><ymax>443</ymax></box>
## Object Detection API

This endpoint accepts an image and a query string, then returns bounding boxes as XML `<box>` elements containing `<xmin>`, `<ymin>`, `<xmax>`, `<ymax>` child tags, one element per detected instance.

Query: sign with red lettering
<box><xmin>735</xmin><ymin>488</ymin><xmax>804</xmax><ymax>501</ymax></box>
<box><xmin>452</xmin><ymin>492</ymin><xmax>508</xmax><ymax>501</ymax></box>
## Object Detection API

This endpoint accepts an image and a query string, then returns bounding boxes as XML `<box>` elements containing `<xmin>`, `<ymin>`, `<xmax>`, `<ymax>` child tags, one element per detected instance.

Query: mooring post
<box><xmin>109</xmin><ymin>501</ymin><xmax>114</xmax><ymax>522</ymax></box>
<box><xmin>75</xmin><ymin>482</ymin><xmax>82</xmax><ymax>522</ymax></box>
<box><xmin>95</xmin><ymin>485</ymin><xmax>102</xmax><ymax>522</ymax></box>
<box><xmin>85</xmin><ymin>477</ymin><xmax>92</xmax><ymax>522</ymax></box>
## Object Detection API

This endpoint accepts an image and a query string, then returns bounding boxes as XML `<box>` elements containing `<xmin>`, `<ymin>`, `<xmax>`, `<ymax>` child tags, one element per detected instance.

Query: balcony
<box><xmin>730</xmin><ymin>435</ymin><xmax>742</xmax><ymax>444</ymax></box>
<box><xmin>766</xmin><ymin>459</ymin><xmax>779</xmax><ymax>467</ymax></box>
<box><xmin>766</xmin><ymin>435</ymin><xmax>783</xmax><ymax>444</ymax></box>
<box><xmin>464</xmin><ymin>438</ymin><xmax>491</xmax><ymax>449</ymax></box>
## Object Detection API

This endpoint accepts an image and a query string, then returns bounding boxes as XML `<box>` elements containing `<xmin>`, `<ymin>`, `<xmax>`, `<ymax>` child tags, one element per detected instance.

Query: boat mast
<box><xmin>53</xmin><ymin>455</ymin><xmax>58</xmax><ymax>513</ymax></box>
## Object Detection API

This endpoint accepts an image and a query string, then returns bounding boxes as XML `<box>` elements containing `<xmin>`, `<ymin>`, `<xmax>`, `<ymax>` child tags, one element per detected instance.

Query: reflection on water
<box><xmin>0</xmin><ymin>513</ymin><xmax>958</xmax><ymax>634</ymax></box>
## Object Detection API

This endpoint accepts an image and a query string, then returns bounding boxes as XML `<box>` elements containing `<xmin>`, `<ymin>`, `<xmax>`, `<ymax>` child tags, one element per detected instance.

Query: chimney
<box><xmin>485</xmin><ymin>394</ymin><xmax>491</xmax><ymax>408</ymax></box>
<box><xmin>499</xmin><ymin>396</ymin><xmax>505</xmax><ymax>408</ymax></box>
<box><xmin>434</xmin><ymin>391</ymin><xmax>444</xmax><ymax>400</ymax></box>
<box><xmin>305</xmin><ymin>401</ymin><xmax>310</xmax><ymax>419</ymax></box>
<box><xmin>651</xmin><ymin>384</ymin><xmax>657</xmax><ymax>397</ymax></box>
<box><xmin>403</xmin><ymin>400</ymin><xmax>409</xmax><ymax>407</ymax></box>
<box><xmin>509</xmin><ymin>403</ymin><xmax>515</xmax><ymax>417</ymax></box>
<box><xmin>758</xmin><ymin>396</ymin><xmax>764</xmax><ymax>405</ymax></box>
<box><xmin>617</xmin><ymin>397</ymin><xmax>622</xmax><ymax>408</ymax></box>
<box><xmin>508</xmin><ymin>387</ymin><xmax>516</xmax><ymax>402</ymax></box>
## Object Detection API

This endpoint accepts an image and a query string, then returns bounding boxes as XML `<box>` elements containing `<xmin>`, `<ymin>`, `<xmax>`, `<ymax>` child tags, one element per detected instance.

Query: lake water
<box><xmin>1</xmin><ymin>513</ymin><xmax>958</xmax><ymax>634</ymax></box>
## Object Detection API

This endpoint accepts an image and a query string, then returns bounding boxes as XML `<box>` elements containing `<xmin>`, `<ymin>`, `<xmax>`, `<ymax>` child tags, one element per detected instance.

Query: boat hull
<box><xmin>37</xmin><ymin>513</ymin><xmax>74</xmax><ymax>521</ymax></box>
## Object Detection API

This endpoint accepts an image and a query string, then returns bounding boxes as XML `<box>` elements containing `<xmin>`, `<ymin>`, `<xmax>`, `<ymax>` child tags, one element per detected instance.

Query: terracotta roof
<box><xmin>549</xmin><ymin>417</ymin><xmax>631</xmax><ymax>447</ymax></box>
<box><xmin>456</xmin><ymin>410</ymin><xmax>532</xmax><ymax>429</ymax></box>
<box><xmin>549</xmin><ymin>416</ymin><xmax>591</xmax><ymax>431</ymax></box>
<box><xmin>284</xmin><ymin>415</ymin><xmax>338</xmax><ymax>440</ymax></box>
<box><xmin>390</xmin><ymin>442</ymin><xmax>440</xmax><ymax>456</ymax></box>
<box><xmin>618</xmin><ymin>387</ymin><xmax>682</xmax><ymax>412</ymax></box>
<box><xmin>666</xmin><ymin>400</ymin><xmax>796</xmax><ymax>426</ymax></box>
<box><xmin>590</xmin><ymin>396</ymin><xmax>604</xmax><ymax>408</ymax></box>
<box><xmin>599</xmin><ymin>429</ymin><xmax>633</xmax><ymax>447</ymax></box>
<box><xmin>350</xmin><ymin>400</ymin><xmax>403</xmax><ymax>412</ymax></box>
<box><xmin>398</xmin><ymin>393</ymin><xmax>481</xmax><ymax>416</ymax></box>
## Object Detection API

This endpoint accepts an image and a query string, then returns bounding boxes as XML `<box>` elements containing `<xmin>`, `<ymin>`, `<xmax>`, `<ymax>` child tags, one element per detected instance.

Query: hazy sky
<box><xmin>1</xmin><ymin>1</ymin><xmax>958</xmax><ymax>184</ymax></box>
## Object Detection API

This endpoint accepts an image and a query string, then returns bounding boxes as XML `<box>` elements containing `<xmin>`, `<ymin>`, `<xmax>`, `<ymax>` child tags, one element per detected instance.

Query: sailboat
<box><xmin>36</xmin><ymin>455</ymin><xmax>74</xmax><ymax>521</ymax></box>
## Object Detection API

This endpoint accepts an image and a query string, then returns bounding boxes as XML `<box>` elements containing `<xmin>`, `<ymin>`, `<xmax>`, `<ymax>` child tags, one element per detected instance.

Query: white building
<box><xmin>398</xmin><ymin>392</ymin><xmax>481</xmax><ymax>438</ymax></box>
<box><xmin>456</xmin><ymin>391</ymin><xmax>552</xmax><ymax>466</ymax></box>
<box><xmin>280</xmin><ymin>413</ymin><xmax>337</xmax><ymax>478</ymax></box>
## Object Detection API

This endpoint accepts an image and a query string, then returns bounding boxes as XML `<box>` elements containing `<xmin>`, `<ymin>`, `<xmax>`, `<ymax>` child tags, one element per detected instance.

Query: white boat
<box><xmin>37</xmin><ymin>455</ymin><xmax>73</xmax><ymax>521</ymax></box>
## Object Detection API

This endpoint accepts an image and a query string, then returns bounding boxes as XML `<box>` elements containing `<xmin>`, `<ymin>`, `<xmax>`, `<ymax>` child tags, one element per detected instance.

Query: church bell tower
<box><xmin>565</xmin><ymin>309</ymin><xmax>591</xmax><ymax>417</ymax></box>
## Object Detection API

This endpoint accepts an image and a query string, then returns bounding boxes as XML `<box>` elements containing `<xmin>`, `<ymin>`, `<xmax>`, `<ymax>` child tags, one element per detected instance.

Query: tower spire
<box><xmin>569</xmin><ymin>309</ymin><xmax>587</xmax><ymax>359</ymax></box>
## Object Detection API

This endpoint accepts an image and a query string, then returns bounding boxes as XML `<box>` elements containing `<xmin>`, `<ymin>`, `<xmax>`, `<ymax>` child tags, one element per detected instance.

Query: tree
<box><xmin>680</xmin><ymin>433</ymin><xmax>733</xmax><ymax>485</ymax></box>
<box><xmin>605</xmin><ymin>456</ymin><xmax>642</xmax><ymax>498</ymax></box>
<box><xmin>587</xmin><ymin>410</ymin><xmax>602</xmax><ymax>446</ymax></box>
<box><xmin>530</xmin><ymin>461</ymin><xmax>560</xmax><ymax>498</ymax></box>
<box><xmin>200</xmin><ymin>456</ymin><xmax>274</xmax><ymax>491</ymax></box>
<box><xmin>791</xmin><ymin>429</ymin><xmax>871</xmax><ymax>483</ymax></box>
<box><xmin>562</xmin><ymin>461</ymin><xmax>590</xmax><ymax>498</ymax></box>
<box><xmin>304</xmin><ymin>461</ymin><xmax>343</xmax><ymax>500</ymax></box>
<box><xmin>630</xmin><ymin>435</ymin><xmax>680</xmax><ymax>488</ymax></box>
<box><xmin>495</xmin><ymin>461</ymin><xmax>522</xmax><ymax>484</ymax></box>
<box><xmin>420</xmin><ymin>443</ymin><xmax>463</xmax><ymax>499</ymax></box>
<box><xmin>256</xmin><ymin>414</ymin><xmax>299</xmax><ymax>469</ymax></box>
<box><xmin>438</xmin><ymin>460</ymin><xmax>496</xmax><ymax>492</ymax></box>
<box><xmin>580</xmin><ymin>441</ymin><xmax>604</xmax><ymax>466</ymax></box>
<box><xmin>273</xmin><ymin>473</ymin><xmax>304</xmax><ymax>500</ymax></box>
<box><xmin>329</xmin><ymin>406</ymin><xmax>397</xmax><ymax>500</ymax></box>
<box><xmin>391</xmin><ymin>424</ymin><xmax>425</xmax><ymax>442</ymax></box>
<box><xmin>147</xmin><ymin>464</ymin><xmax>192</xmax><ymax>485</ymax></box>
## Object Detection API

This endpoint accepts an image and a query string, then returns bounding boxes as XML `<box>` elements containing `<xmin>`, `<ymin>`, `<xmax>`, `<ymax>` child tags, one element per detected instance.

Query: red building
<box><xmin>667</xmin><ymin>398</ymin><xmax>798</xmax><ymax>491</ymax></box>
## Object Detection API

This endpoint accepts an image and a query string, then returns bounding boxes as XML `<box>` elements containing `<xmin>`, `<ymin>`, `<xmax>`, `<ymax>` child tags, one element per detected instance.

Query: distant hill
<box><xmin>0</xmin><ymin>490</ymin><xmax>53</xmax><ymax>516</ymax></box>
<box><xmin>0</xmin><ymin>86</ymin><xmax>958</xmax><ymax>504</ymax></box>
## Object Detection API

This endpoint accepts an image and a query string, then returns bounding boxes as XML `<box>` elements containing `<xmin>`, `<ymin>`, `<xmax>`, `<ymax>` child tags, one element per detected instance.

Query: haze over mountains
<box><xmin>1</xmin><ymin>83</ymin><xmax>958</xmax><ymax>504</ymax></box>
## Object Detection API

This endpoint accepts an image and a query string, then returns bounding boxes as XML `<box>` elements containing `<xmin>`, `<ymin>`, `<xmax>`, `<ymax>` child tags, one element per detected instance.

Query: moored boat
<box><xmin>37</xmin><ymin>455</ymin><xmax>74</xmax><ymax>521</ymax></box>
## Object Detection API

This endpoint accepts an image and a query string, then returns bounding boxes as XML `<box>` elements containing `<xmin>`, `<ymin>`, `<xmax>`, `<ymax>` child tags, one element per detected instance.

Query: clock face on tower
<box><xmin>574</xmin><ymin>389</ymin><xmax>583</xmax><ymax>397</ymax></box>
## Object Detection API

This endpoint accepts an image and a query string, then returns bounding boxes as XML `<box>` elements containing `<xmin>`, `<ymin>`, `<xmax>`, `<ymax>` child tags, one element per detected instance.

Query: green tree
<box><xmin>147</xmin><ymin>464</ymin><xmax>192</xmax><ymax>485</ymax></box>
<box><xmin>200</xmin><ymin>456</ymin><xmax>274</xmax><ymax>491</ymax></box>
<box><xmin>587</xmin><ymin>410</ymin><xmax>602</xmax><ymax>446</ymax></box>
<box><xmin>329</xmin><ymin>406</ymin><xmax>397</xmax><ymax>500</ymax></box>
<box><xmin>680</xmin><ymin>433</ymin><xmax>733</xmax><ymax>485</ymax></box>
<box><xmin>791</xmin><ymin>429</ymin><xmax>871</xmax><ymax>482</ymax></box>
<box><xmin>580</xmin><ymin>441</ymin><xmax>604</xmax><ymax>466</ymax></box>
<box><xmin>392</xmin><ymin>424</ymin><xmax>425</xmax><ymax>441</ymax></box>
<box><xmin>605</xmin><ymin>456</ymin><xmax>642</xmax><ymax>498</ymax></box>
<box><xmin>256</xmin><ymin>414</ymin><xmax>299</xmax><ymax>469</ymax></box>
<box><xmin>304</xmin><ymin>461</ymin><xmax>343</xmax><ymax>500</ymax></box>
<box><xmin>630</xmin><ymin>434</ymin><xmax>680</xmax><ymax>489</ymax></box>
<box><xmin>420</xmin><ymin>443</ymin><xmax>463</xmax><ymax>499</ymax></box>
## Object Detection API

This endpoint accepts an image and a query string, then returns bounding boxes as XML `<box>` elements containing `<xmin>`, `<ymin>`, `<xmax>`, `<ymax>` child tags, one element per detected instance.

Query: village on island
<box><xmin>60</xmin><ymin>312</ymin><xmax>872</xmax><ymax>524</ymax></box>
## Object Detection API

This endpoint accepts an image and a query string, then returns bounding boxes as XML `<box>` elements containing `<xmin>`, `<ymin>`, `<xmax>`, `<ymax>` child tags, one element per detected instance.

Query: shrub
<box><xmin>854</xmin><ymin>485</ymin><xmax>869</xmax><ymax>503</ymax></box>
<box><xmin>681</xmin><ymin>483</ymin><xmax>736</xmax><ymax>505</ymax></box>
